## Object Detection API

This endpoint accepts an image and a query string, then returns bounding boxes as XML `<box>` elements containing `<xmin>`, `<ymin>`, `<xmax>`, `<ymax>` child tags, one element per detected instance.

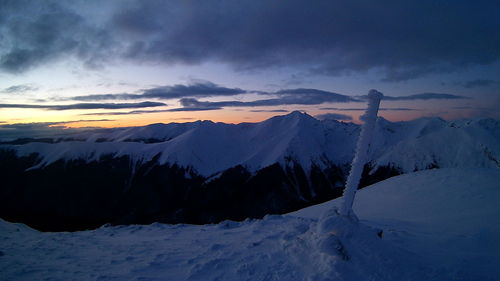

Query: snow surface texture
<box><xmin>1</xmin><ymin>168</ymin><xmax>499</xmax><ymax>281</ymax></box>
<box><xmin>340</xmin><ymin>89</ymin><xmax>383</xmax><ymax>216</ymax></box>
<box><xmin>1</xmin><ymin>112</ymin><xmax>498</xmax><ymax>177</ymax></box>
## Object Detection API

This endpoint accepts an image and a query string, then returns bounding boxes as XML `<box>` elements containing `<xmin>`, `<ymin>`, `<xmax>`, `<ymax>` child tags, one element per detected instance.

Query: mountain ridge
<box><xmin>1</xmin><ymin>111</ymin><xmax>498</xmax><ymax>176</ymax></box>
<box><xmin>0</xmin><ymin>112</ymin><xmax>498</xmax><ymax>231</ymax></box>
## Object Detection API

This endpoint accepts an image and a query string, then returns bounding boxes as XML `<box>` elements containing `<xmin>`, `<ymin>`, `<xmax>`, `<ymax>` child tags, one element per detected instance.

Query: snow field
<box><xmin>1</xmin><ymin>168</ymin><xmax>499</xmax><ymax>280</ymax></box>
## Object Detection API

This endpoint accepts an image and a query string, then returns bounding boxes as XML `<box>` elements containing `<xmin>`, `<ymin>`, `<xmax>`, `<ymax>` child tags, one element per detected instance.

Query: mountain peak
<box><xmin>283</xmin><ymin>110</ymin><xmax>315</xmax><ymax>120</ymax></box>
<box><xmin>289</xmin><ymin>110</ymin><xmax>307</xmax><ymax>116</ymax></box>
<box><xmin>263</xmin><ymin>111</ymin><xmax>318</xmax><ymax>127</ymax></box>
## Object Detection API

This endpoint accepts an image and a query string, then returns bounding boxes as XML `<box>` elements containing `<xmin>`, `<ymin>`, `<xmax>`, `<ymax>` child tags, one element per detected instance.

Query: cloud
<box><xmin>72</xmin><ymin>87</ymin><xmax>357</xmax><ymax>112</ymax></box>
<box><xmin>70</xmin><ymin>82</ymin><xmax>246</xmax><ymax>101</ymax></box>
<box><xmin>463</xmin><ymin>79</ymin><xmax>497</xmax><ymax>89</ymax></box>
<box><xmin>357</xmin><ymin>93</ymin><xmax>470</xmax><ymax>101</ymax></box>
<box><xmin>61</xmin><ymin>84</ymin><xmax>363</xmax><ymax>118</ymax></box>
<box><xmin>70</xmin><ymin>93</ymin><xmax>142</xmax><ymax>101</ymax></box>
<box><xmin>0</xmin><ymin>122</ymin><xmax>70</xmax><ymax>141</ymax></box>
<box><xmin>382</xmin><ymin>93</ymin><xmax>470</xmax><ymax>101</ymax></box>
<box><xmin>0</xmin><ymin>1</ymin><xmax>114</xmax><ymax>73</ymax></box>
<box><xmin>0</xmin><ymin>119</ymin><xmax>113</xmax><ymax>140</ymax></box>
<box><xmin>274</xmin><ymin>88</ymin><xmax>358</xmax><ymax>103</ymax></box>
<box><xmin>314</xmin><ymin>113</ymin><xmax>353</xmax><ymax>121</ymax></box>
<box><xmin>451</xmin><ymin>105</ymin><xmax>500</xmax><ymax>119</ymax></box>
<box><xmin>67</xmin><ymin>84</ymin><xmax>358</xmax><ymax>110</ymax></box>
<box><xmin>114</xmin><ymin>1</ymin><xmax>500</xmax><ymax>81</ymax></box>
<box><xmin>0</xmin><ymin>119</ymin><xmax>114</xmax><ymax>129</ymax></box>
<box><xmin>0</xmin><ymin>101</ymin><xmax>166</xmax><ymax>110</ymax></box>
<box><xmin>1</xmin><ymin>84</ymin><xmax>38</xmax><ymax>94</ymax></box>
<box><xmin>173</xmin><ymin>117</ymin><xmax>195</xmax><ymax>120</ymax></box>
<box><xmin>2</xmin><ymin>1</ymin><xmax>498</xmax><ymax>81</ymax></box>
<box><xmin>79</xmin><ymin>87</ymin><xmax>360</xmax><ymax>115</ymax></box>
<box><xmin>250</xmin><ymin>109</ymin><xmax>289</xmax><ymax>113</ymax></box>
<box><xmin>452</xmin><ymin>106</ymin><xmax>496</xmax><ymax>111</ymax></box>
<box><xmin>179</xmin><ymin>88</ymin><xmax>359</xmax><ymax>109</ymax></box>
<box><xmin>320</xmin><ymin>107</ymin><xmax>420</xmax><ymax>111</ymax></box>
<box><xmin>166</xmin><ymin>107</ymin><xmax>221</xmax><ymax>112</ymax></box>
<box><xmin>60</xmin><ymin>119</ymin><xmax>113</xmax><ymax>124</ymax></box>
<box><xmin>178</xmin><ymin>98</ymin><xmax>306</xmax><ymax>108</ymax></box>
<box><xmin>141</xmin><ymin>82</ymin><xmax>246</xmax><ymax>99</ymax></box>
<box><xmin>81</xmin><ymin>107</ymin><xmax>221</xmax><ymax>116</ymax></box>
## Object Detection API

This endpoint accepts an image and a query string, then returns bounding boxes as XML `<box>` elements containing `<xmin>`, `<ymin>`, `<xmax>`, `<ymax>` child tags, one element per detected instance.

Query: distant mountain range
<box><xmin>1</xmin><ymin>111</ymin><xmax>498</xmax><ymax>231</ymax></box>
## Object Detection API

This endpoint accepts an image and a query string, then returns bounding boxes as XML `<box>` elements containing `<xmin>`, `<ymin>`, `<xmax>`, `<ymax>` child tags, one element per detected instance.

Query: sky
<box><xmin>0</xmin><ymin>0</ymin><xmax>499</xmax><ymax>128</ymax></box>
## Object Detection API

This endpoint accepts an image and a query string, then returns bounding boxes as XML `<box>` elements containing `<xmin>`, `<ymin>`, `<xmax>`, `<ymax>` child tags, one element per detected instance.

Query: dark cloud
<box><xmin>70</xmin><ymin>86</ymin><xmax>358</xmax><ymax>109</ymax></box>
<box><xmin>141</xmin><ymin>82</ymin><xmax>246</xmax><ymax>99</ymax></box>
<box><xmin>71</xmin><ymin>82</ymin><xmax>246</xmax><ymax>101</ymax></box>
<box><xmin>1</xmin><ymin>84</ymin><xmax>38</xmax><ymax>94</ymax></box>
<box><xmin>0</xmin><ymin>101</ymin><xmax>166</xmax><ymax>110</ymax></box>
<box><xmin>356</xmin><ymin>93</ymin><xmax>469</xmax><ymax>101</ymax></box>
<box><xmin>463</xmin><ymin>79</ymin><xmax>497</xmax><ymax>89</ymax></box>
<box><xmin>452</xmin><ymin>97</ymin><xmax>500</xmax><ymax>118</ymax></box>
<box><xmin>452</xmin><ymin>106</ymin><xmax>499</xmax><ymax>112</ymax></box>
<box><xmin>80</xmin><ymin>111</ymin><xmax>142</xmax><ymax>116</ymax></box>
<box><xmin>0</xmin><ymin>122</ymin><xmax>71</xmax><ymax>140</ymax></box>
<box><xmin>0</xmin><ymin>1</ymin><xmax>114</xmax><ymax>73</ymax></box>
<box><xmin>81</xmin><ymin>107</ymin><xmax>220</xmax><ymax>116</ymax></box>
<box><xmin>381</xmin><ymin>93</ymin><xmax>470</xmax><ymax>101</ymax></box>
<box><xmin>275</xmin><ymin>89</ymin><xmax>357</xmax><ymax>103</ymax></box>
<box><xmin>2</xmin><ymin>1</ymin><xmax>498</xmax><ymax>81</ymax></box>
<box><xmin>70</xmin><ymin>93</ymin><xmax>141</xmax><ymax>101</ymax></box>
<box><xmin>61</xmin><ymin>119</ymin><xmax>114</xmax><ymax>124</ymax></box>
<box><xmin>69</xmin><ymin>85</ymin><xmax>356</xmax><ymax>106</ymax></box>
<box><xmin>320</xmin><ymin>107</ymin><xmax>420</xmax><ymax>111</ymax></box>
<box><xmin>178</xmin><ymin>98</ymin><xmax>305</xmax><ymax>108</ymax></box>
<box><xmin>172</xmin><ymin>117</ymin><xmax>195</xmax><ymax>121</ymax></box>
<box><xmin>314</xmin><ymin>113</ymin><xmax>353</xmax><ymax>121</ymax></box>
<box><xmin>250</xmin><ymin>109</ymin><xmax>289</xmax><ymax>113</ymax></box>
<box><xmin>179</xmin><ymin>88</ymin><xmax>359</xmax><ymax>109</ymax></box>
<box><xmin>0</xmin><ymin>119</ymin><xmax>114</xmax><ymax>129</ymax></box>
<box><xmin>114</xmin><ymin>1</ymin><xmax>500</xmax><ymax>81</ymax></box>
<box><xmin>0</xmin><ymin>119</ymin><xmax>113</xmax><ymax>140</ymax></box>
<box><xmin>167</xmin><ymin>107</ymin><xmax>221</xmax><ymax>112</ymax></box>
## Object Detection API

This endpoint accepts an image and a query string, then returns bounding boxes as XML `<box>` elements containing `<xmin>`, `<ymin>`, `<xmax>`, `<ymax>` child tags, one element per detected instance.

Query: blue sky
<box><xmin>0</xmin><ymin>0</ymin><xmax>499</xmax><ymax>127</ymax></box>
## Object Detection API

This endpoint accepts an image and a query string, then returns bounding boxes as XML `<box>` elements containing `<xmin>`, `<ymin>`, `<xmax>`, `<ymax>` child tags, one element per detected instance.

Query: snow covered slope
<box><xmin>1</xmin><ymin>168</ymin><xmax>499</xmax><ymax>280</ymax></box>
<box><xmin>371</xmin><ymin>118</ymin><xmax>500</xmax><ymax>172</ymax></box>
<box><xmin>1</xmin><ymin>113</ymin><xmax>498</xmax><ymax>230</ymax></box>
<box><xmin>1</xmin><ymin>112</ymin><xmax>498</xmax><ymax>176</ymax></box>
<box><xmin>0</xmin><ymin>112</ymin><xmax>357</xmax><ymax>176</ymax></box>
<box><xmin>293</xmin><ymin>168</ymin><xmax>500</xmax><ymax>279</ymax></box>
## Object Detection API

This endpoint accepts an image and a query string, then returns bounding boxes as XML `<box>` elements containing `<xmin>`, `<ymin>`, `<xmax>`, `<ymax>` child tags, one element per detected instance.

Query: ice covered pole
<box><xmin>339</xmin><ymin>89</ymin><xmax>383</xmax><ymax>217</ymax></box>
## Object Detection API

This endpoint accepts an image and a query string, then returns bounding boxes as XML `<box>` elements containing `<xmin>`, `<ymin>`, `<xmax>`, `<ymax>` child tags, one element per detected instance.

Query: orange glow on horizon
<box><xmin>2</xmin><ymin>103</ymin><xmax>481</xmax><ymax>129</ymax></box>
<box><xmin>58</xmin><ymin>110</ymin><xmax>279</xmax><ymax>128</ymax></box>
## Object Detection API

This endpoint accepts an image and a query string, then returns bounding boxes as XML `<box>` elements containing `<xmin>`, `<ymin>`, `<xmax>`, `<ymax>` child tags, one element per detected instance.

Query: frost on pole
<box><xmin>339</xmin><ymin>89</ymin><xmax>383</xmax><ymax>217</ymax></box>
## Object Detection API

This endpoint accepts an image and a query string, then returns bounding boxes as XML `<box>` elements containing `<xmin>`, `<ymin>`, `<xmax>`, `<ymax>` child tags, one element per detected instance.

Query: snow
<box><xmin>2</xmin><ymin>112</ymin><xmax>360</xmax><ymax>176</ymax></box>
<box><xmin>293</xmin><ymin>168</ymin><xmax>500</xmax><ymax>280</ymax></box>
<box><xmin>2</xmin><ymin>112</ymin><xmax>497</xmax><ymax>178</ymax></box>
<box><xmin>1</xmin><ymin>168</ymin><xmax>499</xmax><ymax>280</ymax></box>
<box><xmin>1</xmin><ymin>112</ymin><xmax>498</xmax><ymax>177</ymax></box>
<box><xmin>371</xmin><ymin>117</ymin><xmax>500</xmax><ymax>172</ymax></box>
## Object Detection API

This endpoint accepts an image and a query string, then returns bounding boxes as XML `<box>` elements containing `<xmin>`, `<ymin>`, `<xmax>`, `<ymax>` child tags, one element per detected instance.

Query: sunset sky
<box><xmin>0</xmin><ymin>0</ymin><xmax>499</xmax><ymax>128</ymax></box>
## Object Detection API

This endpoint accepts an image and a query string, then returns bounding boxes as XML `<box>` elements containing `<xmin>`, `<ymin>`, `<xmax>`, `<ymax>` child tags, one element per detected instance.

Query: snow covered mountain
<box><xmin>2</xmin><ymin>111</ymin><xmax>498</xmax><ymax>175</ymax></box>
<box><xmin>2</xmin><ymin>168</ymin><xmax>499</xmax><ymax>280</ymax></box>
<box><xmin>0</xmin><ymin>112</ymin><xmax>498</xmax><ymax>231</ymax></box>
<box><xmin>1</xmin><ymin>111</ymin><xmax>358</xmax><ymax>175</ymax></box>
